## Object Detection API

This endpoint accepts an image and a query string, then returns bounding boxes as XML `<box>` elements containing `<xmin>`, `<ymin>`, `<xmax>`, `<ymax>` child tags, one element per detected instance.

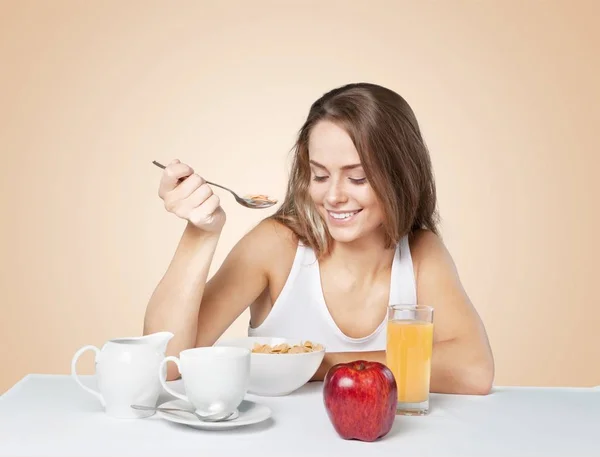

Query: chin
<box><xmin>326</xmin><ymin>222</ymin><xmax>386</xmax><ymax>246</ymax></box>
<box><xmin>328</xmin><ymin>229</ymin><xmax>362</xmax><ymax>244</ymax></box>
<box><xmin>327</xmin><ymin>222</ymin><xmax>374</xmax><ymax>243</ymax></box>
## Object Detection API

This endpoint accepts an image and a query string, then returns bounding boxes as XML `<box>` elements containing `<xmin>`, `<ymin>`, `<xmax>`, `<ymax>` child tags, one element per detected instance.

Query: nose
<box><xmin>324</xmin><ymin>178</ymin><xmax>348</xmax><ymax>206</ymax></box>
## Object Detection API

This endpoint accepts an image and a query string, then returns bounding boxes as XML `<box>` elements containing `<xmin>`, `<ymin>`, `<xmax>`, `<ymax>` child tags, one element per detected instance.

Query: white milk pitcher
<box><xmin>71</xmin><ymin>331</ymin><xmax>174</xmax><ymax>418</ymax></box>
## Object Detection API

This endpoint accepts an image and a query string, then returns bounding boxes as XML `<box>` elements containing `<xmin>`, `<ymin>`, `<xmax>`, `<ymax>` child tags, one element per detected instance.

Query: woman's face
<box><xmin>308</xmin><ymin>120</ymin><xmax>385</xmax><ymax>244</ymax></box>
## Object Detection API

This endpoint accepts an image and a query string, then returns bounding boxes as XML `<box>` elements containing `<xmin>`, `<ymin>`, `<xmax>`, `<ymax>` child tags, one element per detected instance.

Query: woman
<box><xmin>144</xmin><ymin>82</ymin><xmax>494</xmax><ymax>394</ymax></box>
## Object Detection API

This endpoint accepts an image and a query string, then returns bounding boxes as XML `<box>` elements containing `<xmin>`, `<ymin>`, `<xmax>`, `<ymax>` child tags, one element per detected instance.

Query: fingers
<box><xmin>163</xmin><ymin>180</ymin><xmax>213</xmax><ymax>215</ymax></box>
<box><xmin>199</xmin><ymin>193</ymin><xmax>221</xmax><ymax>215</ymax></box>
<box><xmin>156</xmin><ymin>159</ymin><xmax>225</xmax><ymax>231</ymax></box>
<box><xmin>169</xmin><ymin>173</ymin><xmax>207</xmax><ymax>201</ymax></box>
<box><xmin>182</xmin><ymin>181</ymin><xmax>213</xmax><ymax>208</ymax></box>
<box><xmin>187</xmin><ymin>194</ymin><xmax>221</xmax><ymax>227</ymax></box>
<box><xmin>158</xmin><ymin>160</ymin><xmax>194</xmax><ymax>198</ymax></box>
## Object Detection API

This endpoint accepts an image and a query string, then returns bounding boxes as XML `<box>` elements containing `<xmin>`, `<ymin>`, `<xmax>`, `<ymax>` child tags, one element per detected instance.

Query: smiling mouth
<box><xmin>327</xmin><ymin>210</ymin><xmax>362</xmax><ymax>221</ymax></box>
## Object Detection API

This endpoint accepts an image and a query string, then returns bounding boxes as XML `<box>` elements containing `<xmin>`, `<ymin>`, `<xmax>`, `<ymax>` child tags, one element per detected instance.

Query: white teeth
<box><xmin>330</xmin><ymin>211</ymin><xmax>358</xmax><ymax>220</ymax></box>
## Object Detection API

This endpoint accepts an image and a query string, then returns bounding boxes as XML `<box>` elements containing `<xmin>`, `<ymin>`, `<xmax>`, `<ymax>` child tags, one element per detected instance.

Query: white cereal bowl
<box><xmin>214</xmin><ymin>337</ymin><xmax>325</xmax><ymax>396</ymax></box>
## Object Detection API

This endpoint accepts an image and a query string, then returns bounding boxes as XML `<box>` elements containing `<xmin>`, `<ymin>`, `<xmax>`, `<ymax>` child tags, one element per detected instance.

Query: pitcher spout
<box><xmin>141</xmin><ymin>331</ymin><xmax>174</xmax><ymax>354</ymax></box>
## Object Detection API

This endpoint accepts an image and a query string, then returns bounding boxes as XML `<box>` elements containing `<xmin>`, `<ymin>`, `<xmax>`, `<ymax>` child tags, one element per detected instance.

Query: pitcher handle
<box><xmin>71</xmin><ymin>345</ymin><xmax>105</xmax><ymax>407</ymax></box>
<box><xmin>159</xmin><ymin>356</ymin><xmax>189</xmax><ymax>403</ymax></box>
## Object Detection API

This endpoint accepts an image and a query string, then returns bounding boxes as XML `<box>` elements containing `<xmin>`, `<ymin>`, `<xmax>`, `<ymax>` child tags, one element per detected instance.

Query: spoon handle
<box><xmin>152</xmin><ymin>161</ymin><xmax>237</xmax><ymax>196</ymax></box>
<box><xmin>151</xmin><ymin>160</ymin><xmax>275</xmax><ymax>209</ymax></box>
<box><xmin>203</xmin><ymin>180</ymin><xmax>236</xmax><ymax>195</ymax></box>
<box><xmin>131</xmin><ymin>404</ymin><xmax>236</xmax><ymax>422</ymax></box>
<box><xmin>131</xmin><ymin>404</ymin><xmax>184</xmax><ymax>412</ymax></box>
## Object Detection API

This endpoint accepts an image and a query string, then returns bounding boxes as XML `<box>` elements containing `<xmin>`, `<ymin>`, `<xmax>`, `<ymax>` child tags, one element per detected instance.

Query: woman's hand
<box><xmin>158</xmin><ymin>159</ymin><xmax>226</xmax><ymax>233</ymax></box>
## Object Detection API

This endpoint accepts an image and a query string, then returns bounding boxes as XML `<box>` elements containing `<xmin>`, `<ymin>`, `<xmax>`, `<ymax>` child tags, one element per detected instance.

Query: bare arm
<box><xmin>412</xmin><ymin>230</ymin><xmax>495</xmax><ymax>394</ymax></box>
<box><xmin>194</xmin><ymin>219</ymin><xmax>296</xmax><ymax>348</ymax></box>
<box><xmin>143</xmin><ymin>223</ymin><xmax>220</xmax><ymax>360</ymax></box>
<box><xmin>146</xmin><ymin>216</ymin><xmax>292</xmax><ymax>381</ymax></box>
<box><xmin>144</xmin><ymin>159</ymin><xmax>228</xmax><ymax>376</ymax></box>
<box><xmin>144</xmin><ymin>160</ymin><xmax>287</xmax><ymax>380</ymax></box>
<box><xmin>310</xmin><ymin>231</ymin><xmax>495</xmax><ymax>395</ymax></box>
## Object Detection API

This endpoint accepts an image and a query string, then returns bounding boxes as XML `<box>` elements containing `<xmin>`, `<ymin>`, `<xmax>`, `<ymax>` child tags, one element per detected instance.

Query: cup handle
<box><xmin>159</xmin><ymin>356</ymin><xmax>189</xmax><ymax>403</ymax></box>
<box><xmin>71</xmin><ymin>345</ymin><xmax>105</xmax><ymax>407</ymax></box>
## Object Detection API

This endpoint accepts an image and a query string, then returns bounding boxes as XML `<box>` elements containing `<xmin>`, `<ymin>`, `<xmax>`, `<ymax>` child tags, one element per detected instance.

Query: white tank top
<box><xmin>247</xmin><ymin>235</ymin><xmax>417</xmax><ymax>352</ymax></box>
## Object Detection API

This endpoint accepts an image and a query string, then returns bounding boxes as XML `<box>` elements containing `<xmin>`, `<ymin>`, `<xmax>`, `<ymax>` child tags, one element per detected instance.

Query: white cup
<box><xmin>159</xmin><ymin>346</ymin><xmax>251</xmax><ymax>416</ymax></box>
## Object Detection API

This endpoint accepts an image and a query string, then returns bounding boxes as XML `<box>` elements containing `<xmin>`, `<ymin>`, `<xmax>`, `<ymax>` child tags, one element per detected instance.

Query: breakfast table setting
<box><xmin>1</xmin><ymin>331</ymin><xmax>599</xmax><ymax>457</ymax></box>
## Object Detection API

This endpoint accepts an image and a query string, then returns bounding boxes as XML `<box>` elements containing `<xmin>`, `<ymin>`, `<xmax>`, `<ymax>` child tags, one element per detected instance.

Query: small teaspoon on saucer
<box><xmin>131</xmin><ymin>404</ymin><xmax>239</xmax><ymax>422</ymax></box>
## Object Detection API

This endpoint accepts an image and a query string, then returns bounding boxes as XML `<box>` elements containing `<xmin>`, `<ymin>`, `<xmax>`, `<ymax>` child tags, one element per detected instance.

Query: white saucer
<box><xmin>156</xmin><ymin>399</ymin><xmax>272</xmax><ymax>430</ymax></box>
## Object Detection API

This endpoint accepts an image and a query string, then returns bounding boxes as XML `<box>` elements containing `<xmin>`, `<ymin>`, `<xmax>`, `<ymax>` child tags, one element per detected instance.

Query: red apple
<box><xmin>323</xmin><ymin>360</ymin><xmax>398</xmax><ymax>442</ymax></box>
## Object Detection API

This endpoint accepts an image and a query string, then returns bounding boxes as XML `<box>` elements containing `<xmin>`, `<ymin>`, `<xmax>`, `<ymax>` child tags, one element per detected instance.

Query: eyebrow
<box><xmin>309</xmin><ymin>160</ymin><xmax>363</xmax><ymax>171</ymax></box>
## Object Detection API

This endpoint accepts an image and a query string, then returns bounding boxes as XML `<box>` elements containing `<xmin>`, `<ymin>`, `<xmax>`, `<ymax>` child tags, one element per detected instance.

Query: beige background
<box><xmin>1</xmin><ymin>0</ymin><xmax>599</xmax><ymax>394</ymax></box>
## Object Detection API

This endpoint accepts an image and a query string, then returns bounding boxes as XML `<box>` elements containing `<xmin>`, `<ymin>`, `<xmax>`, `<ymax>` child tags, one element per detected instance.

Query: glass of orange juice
<box><xmin>386</xmin><ymin>304</ymin><xmax>434</xmax><ymax>416</ymax></box>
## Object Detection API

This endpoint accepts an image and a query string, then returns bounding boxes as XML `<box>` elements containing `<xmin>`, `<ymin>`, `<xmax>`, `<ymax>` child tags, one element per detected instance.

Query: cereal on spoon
<box><xmin>244</xmin><ymin>194</ymin><xmax>278</xmax><ymax>204</ymax></box>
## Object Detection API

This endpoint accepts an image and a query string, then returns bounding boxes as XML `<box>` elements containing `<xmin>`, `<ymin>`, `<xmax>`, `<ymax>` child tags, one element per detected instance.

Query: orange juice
<box><xmin>386</xmin><ymin>319</ymin><xmax>433</xmax><ymax>403</ymax></box>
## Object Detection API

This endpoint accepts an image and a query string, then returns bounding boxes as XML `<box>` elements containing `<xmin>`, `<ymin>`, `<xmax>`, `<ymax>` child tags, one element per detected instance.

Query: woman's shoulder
<box><xmin>238</xmin><ymin>217</ymin><xmax>299</xmax><ymax>267</ymax></box>
<box><xmin>408</xmin><ymin>228</ymin><xmax>443</xmax><ymax>253</ymax></box>
<box><xmin>250</xmin><ymin>217</ymin><xmax>299</xmax><ymax>247</ymax></box>
<box><xmin>409</xmin><ymin>230</ymin><xmax>460</xmax><ymax>287</ymax></box>
<box><xmin>408</xmin><ymin>229</ymin><xmax>456</xmax><ymax>283</ymax></box>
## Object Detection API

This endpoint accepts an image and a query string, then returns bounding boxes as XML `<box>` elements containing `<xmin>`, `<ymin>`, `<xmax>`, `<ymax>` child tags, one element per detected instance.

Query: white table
<box><xmin>1</xmin><ymin>374</ymin><xmax>599</xmax><ymax>457</ymax></box>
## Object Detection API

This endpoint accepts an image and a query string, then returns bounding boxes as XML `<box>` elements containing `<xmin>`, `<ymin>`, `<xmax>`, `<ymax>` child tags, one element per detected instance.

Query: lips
<box><xmin>326</xmin><ymin>209</ymin><xmax>362</xmax><ymax>223</ymax></box>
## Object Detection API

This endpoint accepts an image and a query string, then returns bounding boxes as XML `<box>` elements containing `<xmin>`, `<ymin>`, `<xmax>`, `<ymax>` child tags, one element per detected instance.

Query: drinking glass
<box><xmin>386</xmin><ymin>304</ymin><xmax>434</xmax><ymax>415</ymax></box>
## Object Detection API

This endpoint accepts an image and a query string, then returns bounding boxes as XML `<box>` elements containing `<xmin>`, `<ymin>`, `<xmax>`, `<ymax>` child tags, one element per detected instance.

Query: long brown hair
<box><xmin>270</xmin><ymin>82</ymin><xmax>439</xmax><ymax>258</ymax></box>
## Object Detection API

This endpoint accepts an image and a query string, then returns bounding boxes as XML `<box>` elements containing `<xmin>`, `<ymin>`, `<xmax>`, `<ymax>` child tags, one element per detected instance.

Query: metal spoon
<box><xmin>131</xmin><ymin>404</ymin><xmax>239</xmax><ymax>422</ymax></box>
<box><xmin>152</xmin><ymin>160</ymin><xmax>277</xmax><ymax>209</ymax></box>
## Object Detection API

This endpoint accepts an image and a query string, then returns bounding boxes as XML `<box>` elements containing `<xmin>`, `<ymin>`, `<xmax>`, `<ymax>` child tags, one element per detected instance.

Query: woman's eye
<box><xmin>312</xmin><ymin>175</ymin><xmax>328</xmax><ymax>182</ymax></box>
<box><xmin>349</xmin><ymin>177</ymin><xmax>367</xmax><ymax>184</ymax></box>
